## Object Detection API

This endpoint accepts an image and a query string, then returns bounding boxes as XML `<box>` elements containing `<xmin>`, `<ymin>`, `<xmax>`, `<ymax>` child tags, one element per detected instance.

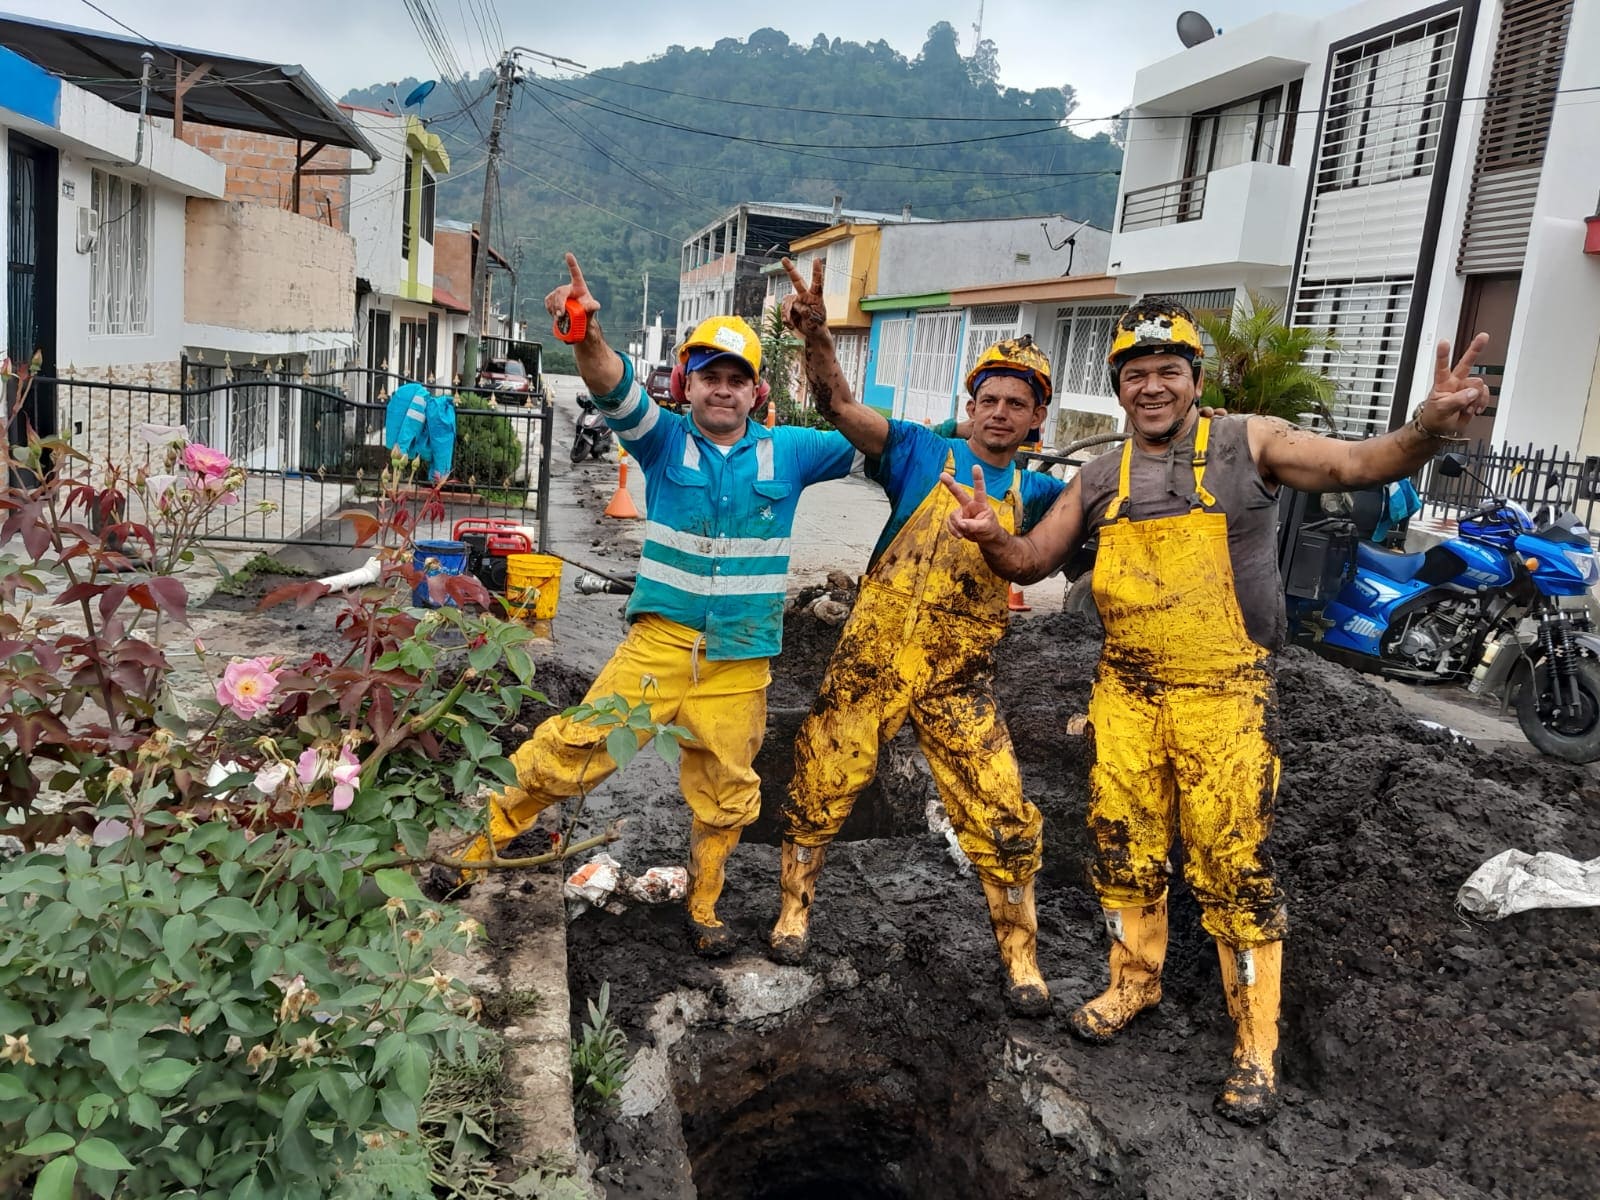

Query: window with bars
<box><xmin>420</xmin><ymin>170</ymin><xmax>436</xmax><ymax>243</ymax></box>
<box><xmin>88</xmin><ymin>170</ymin><xmax>150</xmax><ymax>335</ymax></box>
<box><xmin>401</xmin><ymin>155</ymin><xmax>413</xmax><ymax>259</ymax></box>
<box><xmin>874</xmin><ymin>318</ymin><xmax>912</xmax><ymax>391</ymax></box>
<box><xmin>958</xmin><ymin>303</ymin><xmax>1022</xmax><ymax>386</ymax></box>
<box><xmin>1320</xmin><ymin>17</ymin><xmax>1457</xmax><ymax>193</ymax></box>
<box><xmin>1050</xmin><ymin>304</ymin><xmax>1123</xmax><ymax>398</ymax></box>
<box><xmin>1293</xmin><ymin>280</ymin><xmax>1413</xmax><ymax>437</ymax></box>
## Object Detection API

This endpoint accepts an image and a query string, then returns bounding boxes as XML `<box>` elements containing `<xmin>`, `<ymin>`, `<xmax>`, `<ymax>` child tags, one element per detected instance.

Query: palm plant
<box><xmin>1198</xmin><ymin>295</ymin><xmax>1344</xmax><ymax>432</ymax></box>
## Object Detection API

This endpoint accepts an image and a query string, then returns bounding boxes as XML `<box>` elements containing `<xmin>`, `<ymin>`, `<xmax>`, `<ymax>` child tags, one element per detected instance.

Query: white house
<box><xmin>1107</xmin><ymin>0</ymin><xmax>1600</xmax><ymax>451</ymax></box>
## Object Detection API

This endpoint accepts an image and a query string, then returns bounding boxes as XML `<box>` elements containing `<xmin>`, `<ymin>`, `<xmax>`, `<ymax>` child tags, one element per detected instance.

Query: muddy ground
<box><xmin>554</xmin><ymin>597</ymin><xmax>1600</xmax><ymax>1200</ymax></box>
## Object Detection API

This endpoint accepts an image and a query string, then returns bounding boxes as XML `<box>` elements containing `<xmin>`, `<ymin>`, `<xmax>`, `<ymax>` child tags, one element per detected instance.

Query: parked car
<box><xmin>643</xmin><ymin>365</ymin><xmax>683</xmax><ymax>412</ymax></box>
<box><xmin>476</xmin><ymin>357</ymin><xmax>532</xmax><ymax>401</ymax></box>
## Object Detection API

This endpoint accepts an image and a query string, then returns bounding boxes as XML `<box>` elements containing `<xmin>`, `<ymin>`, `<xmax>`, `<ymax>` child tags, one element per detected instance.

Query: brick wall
<box><xmin>179</xmin><ymin>123</ymin><xmax>353</xmax><ymax>231</ymax></box>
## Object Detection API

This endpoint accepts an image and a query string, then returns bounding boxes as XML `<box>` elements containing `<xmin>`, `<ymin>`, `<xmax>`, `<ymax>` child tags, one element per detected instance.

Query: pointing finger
<box><xmin>565</xmin><ymin>252</ymin><xmax>588</xmax><ymax>295</ymax></box>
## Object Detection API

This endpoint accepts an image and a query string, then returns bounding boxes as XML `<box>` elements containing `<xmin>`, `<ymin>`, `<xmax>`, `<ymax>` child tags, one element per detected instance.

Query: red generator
<box><xmin>452</xmin><ymin>518</ymin><xmax>533</xmax><ymax>596</ymax></box>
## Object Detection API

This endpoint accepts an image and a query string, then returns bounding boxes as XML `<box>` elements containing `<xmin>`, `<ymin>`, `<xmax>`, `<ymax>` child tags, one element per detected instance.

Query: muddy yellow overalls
<box><xmin>785</xmin><ymin>452</ymin><xmax>1043</xmax><ymax>885</ymax></box>
<box><xmin>1087</xmin><ymin>417</ymin><xmax>1286</xmax><ymax>946</ymax></box>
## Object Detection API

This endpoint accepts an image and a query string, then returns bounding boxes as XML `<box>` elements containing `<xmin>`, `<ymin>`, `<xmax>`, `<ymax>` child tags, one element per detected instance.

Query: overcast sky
<box><xmin>9</xmin><ymin>0</ymin><xmax>1347</xmax><ymax>124</ymax></box>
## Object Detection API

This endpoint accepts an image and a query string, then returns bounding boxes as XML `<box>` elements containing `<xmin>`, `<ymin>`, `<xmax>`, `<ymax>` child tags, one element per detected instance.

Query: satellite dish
<box><xmin>1176</xmin><ymin>11</ymin><xmax>1217</xmax><ymax>48</ymax></box>
<box><xmin>403</xmin><ymin>80</ymin><xmax>438</xmax><ymax>109</ymax></box>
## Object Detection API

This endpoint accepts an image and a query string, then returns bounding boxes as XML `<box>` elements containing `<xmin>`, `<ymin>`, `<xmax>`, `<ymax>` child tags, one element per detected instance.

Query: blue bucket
<box><xmin>412</xmin><ymin>539</ymin><xmax>469</xmax><ymax>607</ymax></box>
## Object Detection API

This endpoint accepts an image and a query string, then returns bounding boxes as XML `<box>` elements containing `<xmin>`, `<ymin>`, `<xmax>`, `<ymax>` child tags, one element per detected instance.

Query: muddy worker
<box><xmin>446</xmin><ymin>253</ymin><xmax>861</xmax><ymax>958</ymax></box>
<box><xmin>941</xmin><ymin>296</ymin><xmax>1491</xmax><ymax>1122</ymax></box>
<box><xmin>768</xmin><ymin>257</ymin><xmax>1065</xmax><ymax>1016</ymax></box>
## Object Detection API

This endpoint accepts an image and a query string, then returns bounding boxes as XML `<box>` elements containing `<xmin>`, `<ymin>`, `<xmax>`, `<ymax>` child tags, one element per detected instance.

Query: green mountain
<box><xmin>343</xmin><ymin>22</ymin><xmax>1123</xmax><ymax>351</ymax></box>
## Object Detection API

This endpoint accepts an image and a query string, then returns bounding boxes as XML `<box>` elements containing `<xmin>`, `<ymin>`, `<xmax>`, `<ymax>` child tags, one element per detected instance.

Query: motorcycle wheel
<box><xmin>569</xmin><ymin>437</ymin><xmax>590</xmax><ymax>464</ymax></box>
<box><xmin>1515</xmin><ymin>657</ymin><xmax>1600</xmax><ymax>763</ymax></box>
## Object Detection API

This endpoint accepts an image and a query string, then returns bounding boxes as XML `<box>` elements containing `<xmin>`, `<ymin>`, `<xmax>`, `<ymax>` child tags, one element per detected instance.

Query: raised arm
<box><xmin>781</xmin><ymin>257</ymin><xmax>889</xmax><ymax>457</ymax></box>
<box><xmin>545</xmin><ymin>253</ymin><xmax>626</xmax><ymax>396</ymax></box>
<box><xmin>1250</xmin><ymin>334</ymin><xmax>1492</xmax><ymax>491</ymax></box>
<box><xmin>939</xmin><ymin>466</ymin><xmax>1086</xmax><ymax>585</ymax></box>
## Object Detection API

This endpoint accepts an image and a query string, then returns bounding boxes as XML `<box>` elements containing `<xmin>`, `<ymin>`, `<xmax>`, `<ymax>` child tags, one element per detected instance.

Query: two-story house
<box><xmin>1107</xmin><ymin>0</ymin><xmax>1600</xmax><ymax>450</ymax></box>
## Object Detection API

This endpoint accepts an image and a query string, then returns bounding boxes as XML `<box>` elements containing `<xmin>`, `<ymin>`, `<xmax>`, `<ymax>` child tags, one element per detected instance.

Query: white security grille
<box><xmin>959</xmin><ymin>304</ymin><xmax>1023</xmax><ymax>388</ymax></box>
<box><xmin>88</xmin><ymin>170</ymin><xmax>150</xmax><ymax>335</ymax></box>
<box><xmin>874</xmin><ymin>318</ymin><xmax>912</xmax><ymax>391</ymax></box>
<box><xmin>1053</xmin><ymin>304</ymin><xmax>1122</xmax><ymax>398</ymax></box>
<box><xmin>1458</xmin><ymin>0</ymin><xmax>1574</xmax><ymax>273</ymax></box>
<box><xmin>1292</xmin><ymin>7</ymin><xmax>1464</xmax><ymax>437</ymax></box>
<box><xmin>903</xmin><ymin>310</ymin><xmax>964</xmax><ymax>423</ymax></box>
<box><xmin>835</xmin><ymin>331</ymin><xmax>869</xmax><ymax>394</ymax></box>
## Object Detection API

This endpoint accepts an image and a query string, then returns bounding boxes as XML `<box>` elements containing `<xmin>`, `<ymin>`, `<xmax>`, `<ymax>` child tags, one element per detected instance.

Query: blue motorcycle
<box><xmin>1286</xmin><ymin>453</ymin><xmax>1600</xmax><ymax>763</ymax></box>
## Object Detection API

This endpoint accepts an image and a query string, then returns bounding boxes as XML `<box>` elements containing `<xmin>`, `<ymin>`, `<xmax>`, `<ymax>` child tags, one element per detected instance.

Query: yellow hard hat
<box><xmin>1107</xmin><ymin>298</ymin><xmax>1205</xmax><ymax>381</ymax></box>
<box><xmin>964</xmin><ymin>334</ymin><xmax>1053</xmax><ymax>404</ymax></box>
<box><xmin>676</xmin><ymin>315</ymin><xmax>762</xmax><ymax>377</ymax></box>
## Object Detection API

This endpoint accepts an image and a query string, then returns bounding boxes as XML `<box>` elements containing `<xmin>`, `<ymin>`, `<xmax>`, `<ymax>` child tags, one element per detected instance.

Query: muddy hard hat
<box><xmin>1107</xmin><ymin>298</ymin><xmax>1205</xmax><ymax>379</ymax></box>
<box><xmin>676</xmin><ymin>315</ymin><xmax>763</xmax><ymax>377</ymax></box>
<box><xmin>964</xmin><ymin>335</ymin><xmax>1054</xmax><ymax>404</ymax></box>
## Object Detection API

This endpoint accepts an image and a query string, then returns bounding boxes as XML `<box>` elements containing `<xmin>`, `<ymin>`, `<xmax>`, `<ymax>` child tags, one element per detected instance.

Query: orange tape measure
<box><xmin>553</xmin><ymin>297</ymin><xmax>589</xmax><ymax>344</ymax></box>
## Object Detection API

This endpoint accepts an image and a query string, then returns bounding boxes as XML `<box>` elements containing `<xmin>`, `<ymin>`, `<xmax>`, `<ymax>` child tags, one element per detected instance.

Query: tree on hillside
<box><xmin>1199</xmin><ymin>296</ymin><xmax>1342</xmax><ymax>428</ymax></box>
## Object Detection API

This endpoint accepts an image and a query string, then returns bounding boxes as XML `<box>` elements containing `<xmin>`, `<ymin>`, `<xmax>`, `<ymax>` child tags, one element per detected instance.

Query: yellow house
<box><xmin>764</xmin><ymin>221</ymin><xmax>885</xmax><ymax>394</ymax></box>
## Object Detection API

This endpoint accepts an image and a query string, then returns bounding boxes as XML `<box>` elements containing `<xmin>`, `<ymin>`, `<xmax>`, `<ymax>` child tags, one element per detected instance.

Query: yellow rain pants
<box><xmin>460</xmin><ymin>613</ymin><xmax>769</xmax><ymax>871</ymax></box>
<box><xmin>785</xmin><ymin>453</ymin><xmax>1043</xmax><ymax>885</ymax></box>
<box><xmin>1087</xmin><ymin>419</ymin><xmax>1286</xmax><ymax>947</ymax></box>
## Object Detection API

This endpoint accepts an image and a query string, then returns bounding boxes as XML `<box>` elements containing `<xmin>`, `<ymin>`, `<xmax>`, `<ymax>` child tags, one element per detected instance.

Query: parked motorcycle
<box><xmin>570</xmin><ymin>395</ymin><xmax>614</xmax><ymax>463</ymax></box>
<box><xmin>1284</xmin><ymin>452</ymin><xmax>1600</xmax><ymax>763</ymax></box>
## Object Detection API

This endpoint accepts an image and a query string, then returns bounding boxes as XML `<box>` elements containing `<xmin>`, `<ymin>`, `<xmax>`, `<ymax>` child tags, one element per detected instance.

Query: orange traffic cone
<box><xmin>604</xmin><ymin>450</ymin><xmax>640</xmax><ymax>520</ymax></box>
<box><xmin>763</xmin><ymin>401</ymin><xmax>776</xmax><ymax>429</ymax></box>
<box><xmin>1008</xmin><ymin>584</ymin><xmax>1031</xmax><ymax>612</ymax></box>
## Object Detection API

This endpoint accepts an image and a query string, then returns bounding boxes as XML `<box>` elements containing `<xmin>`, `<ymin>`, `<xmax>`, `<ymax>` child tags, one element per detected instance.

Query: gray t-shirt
<box><xmin>1077</xmin><ymin>415</ymin><xmax>1286</xmax><ymax>652</ymax></box>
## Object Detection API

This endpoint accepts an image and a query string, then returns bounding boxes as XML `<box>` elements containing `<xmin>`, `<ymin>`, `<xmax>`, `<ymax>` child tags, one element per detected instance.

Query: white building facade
<box><xmin>1108</xmin><ymin>0</ymin><xmax>1600</xmax><ymax>451</ymax></box>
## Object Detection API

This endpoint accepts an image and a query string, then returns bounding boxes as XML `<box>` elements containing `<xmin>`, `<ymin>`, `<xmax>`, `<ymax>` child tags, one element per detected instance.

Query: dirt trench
<box><xmin>562</xmin><ymin>605</ymin><xmax>1600</xmax><ymax>1200</ymax></box>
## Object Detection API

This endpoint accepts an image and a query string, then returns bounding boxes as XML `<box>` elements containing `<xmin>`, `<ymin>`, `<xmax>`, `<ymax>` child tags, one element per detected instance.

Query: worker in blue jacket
<box><xmin>450</xmin><ymin>253</ymin><xmax>860</xmax><ymax>958</ymax></box>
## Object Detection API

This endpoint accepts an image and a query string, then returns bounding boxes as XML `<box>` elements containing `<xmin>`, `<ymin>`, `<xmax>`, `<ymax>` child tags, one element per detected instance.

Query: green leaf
<box><xmin>206</xmin><ymin>897</ymin><xmax>267</xmax><ymax>934</ymax></box>
<box><xmin>467</xmin><ymin>640</ymin><xmax>499</xmax><ymax>672</ymax></box>
<box><xmin>74</xmin><ymin>1093</ymin><xmax>115</xmax><ymax>1130</ymax></box>
<box><xmin>74</xmin><ymin>1138</ymin><xmax>133</xmax><ymax>1171</ymax></box>
<box><xmin>31</xmin><ymin>1154</ymin><xmax>76</xmax><ymax>1200</ymax></box>
<box><xmin>87</xmin><ymin>1029</ymin><xmax>139</xmax><ymax>1090</ymax></box>
<box><xmin>654</xmin><ymin>734</ymin><xmax>682</xmax><ymax>765</ymax></box>
<box><xmin>369</xmin><ymin>1031</ymin><xmax>408</xmax><ymax>1079</ymax></box>
<box><xmin>0</xmin><ymin>1075</ymin><xmax>30</xmax><ymax>1101</ymax></box>
<box><xmin>282</xmin><ymin>1083</ymin><xmax>316</xmax><ymax>1133</ymax></box>
<box><xmin>20</xmin><ymin>1133</ymin><xmax>76</xmax><ymax>1156</ymax></box>
<box><xmin>162</xmin><ymin>912</ymin><xmax>198</xmax><ymax>966</ymax></box>
<box><xmin>378</xmin><ymin>1089</ymin><xmax>417</xmax><ymax>1133</ymax></box>
<box><xmin>127</xmin><ymin>1092</ymin><xmax>162</xmax><ymax>1130</ymax></box>
<box><xmin>505</xmin><ymin>644</ymin><xmax>534</xmax><ymax>684</ymax></box>
<box><xmin>394</xmin><ymin>1043</ymin><xmax>430</xmax><ymax>1103</ymax></box>
<box><xmin>372</xmin><ymin>869</ymin><xmax>423</xmax><ymax>901</ymax></box>
<box><xmin>139</xmin><ymin>1058</ymin><xmax>197</xmax><ymax>1097</ymax></box>
<box><xmin>605</xmin><ymin>726</ymin><xmax>639</xmax><ymax>771</ymax></box>
<box><xmin>460</xmin><ymin>722</ymin><xmax>489</xmax><ymax>761</ymax></box>
<box><xmin>481</xmin><ymin>755</ymin><xmax>518</xmax><ymax>786</ymax></box>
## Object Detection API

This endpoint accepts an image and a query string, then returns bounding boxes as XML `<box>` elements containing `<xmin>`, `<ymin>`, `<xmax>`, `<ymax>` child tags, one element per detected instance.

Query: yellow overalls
<box><xmin>785</xmin><ymin>452</ymin><xmax>1043</xmax><ymax>885</ymax></box>
<box><xmin>1087</xmin><ymin>418</ymin><xmax>1286</xmax><ymax>947</ymax></box>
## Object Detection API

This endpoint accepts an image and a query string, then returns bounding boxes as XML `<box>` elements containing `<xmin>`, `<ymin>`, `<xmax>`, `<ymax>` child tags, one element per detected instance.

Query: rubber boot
<box><xmin>768</xmin><ymin>841</ymin><xmax>827</xmax><ymax>965</ymax></box>
<box><xmin>980</xmin><ymin>878</ymin><xmax>1051</xmax><ymax>1017</ymax></box>
<box><xmin>685</xmin><ymin>820</ymin><xmax>742</xmax><ymax>958</ymax></box>
<box><xmin>1068</xmin><ymin>898</ymin><xmax>1168</xmax><ymax>1044</ymax></box>
<box><xmin>1214</xmin><ymin>940</ymin><xmax>1283</xmax><ymax>1126</ymax></box>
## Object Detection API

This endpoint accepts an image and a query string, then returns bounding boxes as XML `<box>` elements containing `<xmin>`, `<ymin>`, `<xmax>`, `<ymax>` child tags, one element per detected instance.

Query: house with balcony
<box><xmin>1108</xmin><ymin>0</ymin><xmax>1600</xmax><ymax>450</ymax></box>
<box><xmin>844</xmin><ymin>215</ymin><xmax>1116</xmax><ymax>435</ymax></box>
<box><xmin>678</xmin><ymin>199</ymin><xmax>916</xmax><ymax>332</ymax></box>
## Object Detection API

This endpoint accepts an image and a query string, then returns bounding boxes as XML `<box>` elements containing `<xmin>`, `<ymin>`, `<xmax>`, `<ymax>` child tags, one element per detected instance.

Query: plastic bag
<box><xmin>1457</xmin><ymin>849</ymin><xmax>1600</xmax><ymax>920</ymax></box>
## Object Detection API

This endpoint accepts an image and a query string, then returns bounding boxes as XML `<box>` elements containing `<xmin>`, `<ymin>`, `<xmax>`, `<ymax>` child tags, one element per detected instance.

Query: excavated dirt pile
<box><xmin>563</xmin><ymin>603</ymin><xmax>1599</xmax><ymax>1200</ymax></box>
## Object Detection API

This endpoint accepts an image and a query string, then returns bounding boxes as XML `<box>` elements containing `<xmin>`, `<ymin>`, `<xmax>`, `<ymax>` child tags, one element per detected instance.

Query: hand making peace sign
<box><xmin>780</xmin><ymin>256</ymin><xmax>828</xmax><ymax>338</ymax></box>
<box><xmin>939</xmin><ymin>465</ymin><xmax>1004</xmax><ymax>543</ymax></box>
<box><xmin>1415</xmin><ymin>333</ymin><xmax>1492</xmax><ymax>437</ymax></box>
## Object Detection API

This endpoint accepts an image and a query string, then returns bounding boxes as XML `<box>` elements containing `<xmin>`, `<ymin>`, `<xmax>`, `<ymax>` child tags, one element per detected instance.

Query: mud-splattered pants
<box><xmin>784</xmin><ymin>581</ymin><xmax>1043</xmax><ymax>886</ymax></box>
<box><xmin>459</xmin><ymin>614</ymin><xmax>769</xmax><ymax>870</ymax></box>
<box><xmin>1087</xmin><ymin>663</ymin><xmax>1286</xmax><ymax>947</ymax></box>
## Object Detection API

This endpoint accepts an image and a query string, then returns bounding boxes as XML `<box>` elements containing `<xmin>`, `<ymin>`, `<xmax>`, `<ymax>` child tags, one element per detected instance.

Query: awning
<box><xmin>949</xmin><ymin>274</ymin><xmax>1125</xmax><ymax>307</ymax></box>
<box><xmin>0</xmin><ymin>14</ymin><xmax>379</xmax><ymax>162</ymax></box>
<box><xmin>430</xmin><ymin>284</ymin><xmax>469</xmax><ymax>314</ymax></box>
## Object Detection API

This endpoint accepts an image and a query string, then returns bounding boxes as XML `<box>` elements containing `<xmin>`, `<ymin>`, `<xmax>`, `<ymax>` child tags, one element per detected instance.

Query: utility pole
<box><xmin>641</xmin><ymin>270</ymin><xmax>649</xmax><ymax>353</ymax></box>
<box><xmin>464</xmin><ymin>52</ymin><xmax>516</xmax><ymax>386</ymax></box>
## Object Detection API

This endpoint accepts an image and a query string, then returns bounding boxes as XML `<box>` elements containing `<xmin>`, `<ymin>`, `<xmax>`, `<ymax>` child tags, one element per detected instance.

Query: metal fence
<box><xmin>41</xmin><ymin>366</ymin><xmax>555</xmax><ymax>552</ymax></box>
<box><xmin>1418</xmin><ymin>440</ymin><xmax>1600</xmax><ymax>531</ymax></box>
<box><xmin>1119</xmin><ymin>174</ymin><xmax>1209</xmax><ymax>232</ymax></box>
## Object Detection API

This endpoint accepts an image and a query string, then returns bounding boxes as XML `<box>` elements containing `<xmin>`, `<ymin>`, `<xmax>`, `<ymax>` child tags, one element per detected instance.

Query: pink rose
<box><xmin>297</xmin><ymin>747</ymin><xmax>323</xmax><ymax>786</ymax></box>
<box><xmin>215</xmin><ymin>656</ymin><xmax>280</xmax><ymax>719</ymax></box>
<box><xmin>330</xmin><ymin>747</ymin><xmax>361</xmax><ymax>812</ymax></box>
<box><xmin>183</xmin><ymin>443</ymin><xmax>232</xmax><ymax>481</ymax></box>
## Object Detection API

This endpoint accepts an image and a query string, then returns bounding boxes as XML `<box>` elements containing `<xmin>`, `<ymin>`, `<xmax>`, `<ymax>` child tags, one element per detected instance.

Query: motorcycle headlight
<box><xmin>1562</xmin><ymin>547</ymin><xmax>1600</xmax><ymax>584</ymax></box>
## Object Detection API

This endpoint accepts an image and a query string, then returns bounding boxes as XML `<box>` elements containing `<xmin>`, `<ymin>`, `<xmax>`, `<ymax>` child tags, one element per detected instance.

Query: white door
<box><xmin>900</xmin><ymin>310</ymin><xmax>964</xmax><ymax>425</ymax></box>
<box><xmin>874</xmin><ymin>317</ymin><xmax>913</xmax><ymax>414</ymax></box>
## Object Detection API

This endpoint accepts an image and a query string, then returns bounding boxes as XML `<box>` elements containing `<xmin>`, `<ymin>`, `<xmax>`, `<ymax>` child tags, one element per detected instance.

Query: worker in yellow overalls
<box><xmin>771</xmin><ymin>258</ymin><xmax>1066</xmax><ymax>1015</ymax></box>
<box><xmin>940</xmin><ymin>296</ymin><xmax>1493</xmax><ymax>1122</ymax></box>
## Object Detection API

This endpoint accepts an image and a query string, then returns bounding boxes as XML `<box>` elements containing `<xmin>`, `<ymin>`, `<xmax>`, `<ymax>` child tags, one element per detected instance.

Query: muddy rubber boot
<box><xmin>1068</xmin><ymin>898</ymin><xmax>1168</xmax><ymax>1044</ymax></box>
<box><xmin>685</xmin><ymin>821</ymin><xmax>742</xmax><ymax>959</ymax></box>
<box><xmin>980</xmin><ymin>878</ymin><xmax>1051</xmax><ymax>1017</ymax></box>
<box><xmin>1214</xmin><ymin>940</ymin><xmax>1283</xmax><ymax>1126</ymax></box>
<box><xmin>768</xmin><ymin>841</ymin><xmax>827</xmax><ymax>965</ymax></box>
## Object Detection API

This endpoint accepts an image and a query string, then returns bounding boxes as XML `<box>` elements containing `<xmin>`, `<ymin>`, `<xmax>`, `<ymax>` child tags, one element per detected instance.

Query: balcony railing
<box><xmin>1119</xmin><ymin>174</ymin><xmax>1209</xmax><ymax>232</ymax></box>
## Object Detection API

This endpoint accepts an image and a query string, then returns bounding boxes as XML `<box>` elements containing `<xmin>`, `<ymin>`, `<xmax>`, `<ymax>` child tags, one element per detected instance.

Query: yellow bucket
<box><xmin>506</xmin><ymin>553</ymin><xmax>563</xmax><ymax>621</ymax></box>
